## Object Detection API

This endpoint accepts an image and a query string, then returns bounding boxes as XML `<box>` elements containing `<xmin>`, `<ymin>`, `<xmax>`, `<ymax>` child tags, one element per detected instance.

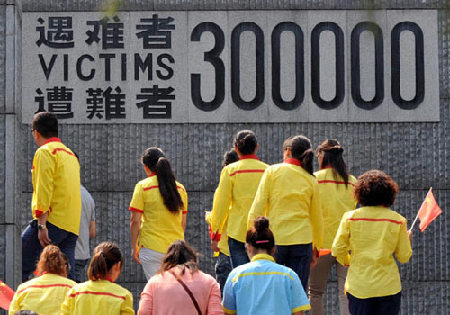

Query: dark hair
<box><xmin>37</xmin><ymin>245</ymin><xmax>67</xmax><ymax>276</ymax></box>
<box><xmin>316</xmin><ymin>139</ymin><xmax>349</xmax><ymax>185</ymax></box>
<box><xmin>233</xmin><ymin>130</ymin><xmax>257</xmax><ymax>155</ymax></box>
<box><xmin>31</xmin><ymin>112</ymin><xmax>58</xmax><ymax>138</ymax></box>
<box><xmin>222</xmin><ymin>148</ymin><xmax>239</xmax><ymax>167</ymax></box>
<box><xmin>354</xmin><ymin>170</ymin><xmax>399</xmax><ymax>207</ymax></box>
<box><xmin>246</xmin><ymin>216</ymin><xmax>275</xmax><ymax>252</ymax></box>
<box><xmin>290</xmin><ymin>135</ymin><xmax>314</xmax><ymax>175</ymax></box>
<box><xmin>159</xmin><ymin>240</ymin><xmax>199</xmax><ymax>275</ymax></box>
<box><xmin>141</xmin><ymin>147</ymin><xmax>184</xmax><ymax>213</ymax></box>
<box><xmin>88</xmin><ymin>242</ymin><xmax>123</xmax><ymax>281</ymax></box>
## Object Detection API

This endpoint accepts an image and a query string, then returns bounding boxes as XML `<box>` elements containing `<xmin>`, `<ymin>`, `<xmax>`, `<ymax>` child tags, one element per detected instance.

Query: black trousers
<box><xmin>347</xmin><ymin>292</ymin><xmax>401</xmax><ymax>315</ymax></box>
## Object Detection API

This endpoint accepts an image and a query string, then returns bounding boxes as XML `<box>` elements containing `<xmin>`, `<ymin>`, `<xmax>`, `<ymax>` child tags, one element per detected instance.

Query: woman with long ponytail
<box><xmin>248</xmin><ymin>135</ymin><xmax>323</xmax><ymax>291</ymax></box>
<box><xmin>61</xmin><ymin>242</ymin><xmax>134</xmax><ymax>314</ymax></box>
<box><xmin>309</xmin><ymin>139</ymin><xmax>357</xmax><ymax>315</ymax></box>
<box><xmin>129</xmin><ymin>147</ymin><xmax>188</xmax><ymax>279</ymax></box>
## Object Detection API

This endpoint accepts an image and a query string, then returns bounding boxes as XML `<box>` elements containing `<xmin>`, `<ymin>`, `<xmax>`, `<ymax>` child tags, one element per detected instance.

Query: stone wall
<box><xmin>0</xmin><ymin>0</ymin><xmax>446</xmax><ymax>313</ymax></box>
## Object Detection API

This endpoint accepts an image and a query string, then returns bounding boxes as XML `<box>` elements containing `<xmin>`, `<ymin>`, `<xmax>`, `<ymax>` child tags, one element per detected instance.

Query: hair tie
<box><xmin>255</xmin><ymin>240</ymin><xmax>270</xmax><ymax>244</ymax></box>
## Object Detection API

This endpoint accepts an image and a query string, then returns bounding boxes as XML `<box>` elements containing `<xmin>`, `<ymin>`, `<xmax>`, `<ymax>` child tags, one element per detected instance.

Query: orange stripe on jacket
<box><xmin>69</xmin><ymin>291</ymin><xmax>126</xmax><ymax>300</ymax></box>
<box><xmin>230</xmin><ymin>169</ymin><xmax>265</xmax><ymax>177</ymax></box>
<box><xmin>318</xmin><ymin>180</ymin><xmax>355</xmax><ymax>186</ymax></box>
<box><xmin>143</xmin><ymin>185</ymin><xmax>186</xmax><ymax>192</ymax></box>
<box><xmin>51</xmin><ymin>148</ymin><xmax>75</xmax><ymax>156</ymax></box>
<box><xmin>347</xmin><ymin>218</ymin><xmax>403</xmax><ymax>225</ymax></box>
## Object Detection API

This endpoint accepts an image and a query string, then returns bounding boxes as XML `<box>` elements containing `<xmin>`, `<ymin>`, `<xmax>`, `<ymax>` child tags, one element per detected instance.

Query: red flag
<box><xmin>418</xmin><ymin>188</ymin><xmax>442</xmax><ymax>232</ymax></box>
<box><xmin>0</xmin><ymin>280</ymin><xmax>15</xmax><ymax>310</ymax></box>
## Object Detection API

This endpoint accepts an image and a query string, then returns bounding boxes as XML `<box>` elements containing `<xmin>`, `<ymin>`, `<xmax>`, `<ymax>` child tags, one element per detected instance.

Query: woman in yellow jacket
<box><xmin>129</xmin><ymin>147</ymin><xmax>188</xmax><ymax>279</ymax></box>
<box><xmin>61</xmin><ymin>242</ymin><xmax>134</xmax><ymax>314</ymax></box>
<box><xmin>332</xmin><ymin>170</ymin><xmax>412</xmax><ymax>315</ymax></box>
<box><xmin>248</xmin><ymin>135</ymin><xmax>323</xmax><ymax>290</ymax></box>
<box><xmin>9</xmin><ymin>245</ymin><xmax>75</xmax><ymax>315</ymax></box>
<box><xmin>210</xmin><ymin>130</ymin><xmax>268</xmax><ymax>268</ymax></box>
<box><xmin>309</xmin><ymin>139</ymin><xmax>357</xmax><ymax>315</ymax></box>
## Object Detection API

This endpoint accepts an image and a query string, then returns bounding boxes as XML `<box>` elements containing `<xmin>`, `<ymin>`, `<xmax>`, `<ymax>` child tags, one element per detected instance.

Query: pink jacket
<box><xmin>138</xmin><ymin>267</ymin><xmax>223</xmax><ymax>315</ymax></box>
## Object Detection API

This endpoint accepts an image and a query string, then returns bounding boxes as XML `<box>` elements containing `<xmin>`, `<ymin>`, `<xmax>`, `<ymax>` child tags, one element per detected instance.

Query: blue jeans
<box><xmin>22</xmin><ymin>220</ymin><xmax>78</xmax><ymax>282</ymax></box>
<box><xmin>215</xmin><ymin>253</ymin><xmax>232</xmax><ymax>296</ymax></box>
<box><xmin>347</xmin><ymin>292</ymin><xmax>401</xmax><ymax>315</ymax></box>
<box><xmin>74</xmin><ymin>259</ymin><xmax>89</xmax><ymax>283</ymax></box>
<box><xmin>228</xmin><ymin>237</ymin><xmax>249</xmax><ymax>268</ymax></box>
<box><xmin>274</xmin><ymin>243</ymin><xmax>312</xmax><ymax>291</ymax></box>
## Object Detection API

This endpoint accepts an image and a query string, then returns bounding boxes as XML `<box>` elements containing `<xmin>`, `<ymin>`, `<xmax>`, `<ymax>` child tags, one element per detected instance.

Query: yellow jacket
<box><xmin>315</xmin><ymin>168</ymin><xmax>357</xmax><ymax>249</ymax></box>
<box><xmin>210</xmin><ymin>155</ymin><xmax>268</xmax><ymax>243</ymax></box>
<box><xmin>61</xmin><ymin>279</ymin><xmax>134</xmax><ymax>315</ymax></box>
<box><xmin>129</xmin><ymin>174</ymin><xmax>188</xmax><ymax>253</ymax></box>
<box><xmin>248</xmin><ymin>159</ymin><xmax>323</xmax><ymax>249</ymax></box>
<box><xmin>332</xmin><ymin>206</ymin><xmax>412</xmax><ymax>298</ymax></box>
<box><xmin>31</xmin><ymin>137</ymin><xmax>81</xmax><ymax>235</ymax></box>
<box><xmin>9</xmin><ymin>273</ymin><xmax>75</xmax><ymax>315</ymax></box>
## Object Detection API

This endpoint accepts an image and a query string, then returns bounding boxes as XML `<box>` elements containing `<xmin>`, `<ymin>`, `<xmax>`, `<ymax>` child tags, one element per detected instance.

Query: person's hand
<box><xmin>211</xmin><ymin>240</ymin><xmax>220</xmax><ymax>252</ymax></box>
<box><xmin>132</xmin><ymin>247</ymin><xmax>141</xmax><ymax>264</ymax></box>
<box><xmin>204</xmin><ymin>211</ymin><xmax>211</xmax><ymax>220</ymax></box>
<box><xmin>38</xmin><ymin>228</ymin><xmax>51</xmax><ymax>247</ymax></box>
<box><xmin>408</xmin><ymin>230</ymin><xmax>413</xmax><ymax>243</ymax></box>
<box><xmin>310</xmin><ymin>247</ymin><xmax>319</xmax><ymax>268</ymax></box>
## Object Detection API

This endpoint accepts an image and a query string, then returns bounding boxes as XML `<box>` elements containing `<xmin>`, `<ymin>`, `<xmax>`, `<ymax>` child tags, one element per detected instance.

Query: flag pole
<box><xmin>408</xmin><ymin>213</ymin><xmax>419</xmax><ymax>232</ymax></box>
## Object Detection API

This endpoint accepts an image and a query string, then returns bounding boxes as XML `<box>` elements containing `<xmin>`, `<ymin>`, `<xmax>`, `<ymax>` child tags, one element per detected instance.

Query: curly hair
<box><xmin>37</xmin><ymin>245</ymin><xmax>67</xmax><ymax>276</ymax></box>
<box><xmin>354</xmin><ymin>170</ymin><xmax>399</xmax><ymax>207</ymax></box>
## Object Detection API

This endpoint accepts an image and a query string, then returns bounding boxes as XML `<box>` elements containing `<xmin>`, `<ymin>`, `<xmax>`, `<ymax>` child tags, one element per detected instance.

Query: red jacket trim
<box><xmin>347</xmin><ymin>218</ymin><xmax>403</xmax><ymax>225</ymax></box>
<box><xmin>69</xmin><ymin>291</ymin><xmax>126</xmax><ymax>300</ymax></box>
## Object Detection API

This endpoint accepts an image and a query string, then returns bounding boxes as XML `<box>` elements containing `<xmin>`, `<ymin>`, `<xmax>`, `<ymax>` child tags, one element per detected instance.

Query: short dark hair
<box><xmin>354</xmin><ymin>170</ymin><xmax>399</xmax><ymax>207</ymax></box>
<box><xmin>222</xmin><ymin>148</ymin><xmax>239</xmax><ymax>167</ymax></box>
<box><xmin>31</xmin><ymin>112</ymin><xmax>58</xmax><ymax>138</ymax></box>
<box><xmin>234</xmin><ymin>130</ymin><xmax>257</xmax><ymax>155</ymax></box>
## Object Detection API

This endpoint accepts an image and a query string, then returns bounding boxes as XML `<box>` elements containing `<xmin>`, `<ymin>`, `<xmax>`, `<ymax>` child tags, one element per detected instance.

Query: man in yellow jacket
<box><xmin>248</xmin><ymin>135</ymin><xmax>323</xmax><ymax>290</ymax></box>
<box><xmin>22</xmin><ymin>112</ymin><xmax>81</xmax><ymax>281</ymax></box>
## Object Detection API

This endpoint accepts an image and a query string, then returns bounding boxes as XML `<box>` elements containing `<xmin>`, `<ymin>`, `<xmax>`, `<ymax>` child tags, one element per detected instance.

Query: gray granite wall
<box><xmin>0</xmin><ymin>0</ymin><xmax>446</xmax><ymax>313</ymax></box>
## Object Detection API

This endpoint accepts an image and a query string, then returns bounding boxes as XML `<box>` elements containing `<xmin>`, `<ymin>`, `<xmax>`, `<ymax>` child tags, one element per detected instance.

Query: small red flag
<box><xmin>418</xmin><ymin>188</ymin><xmax>442</xmax><ymax>232</ymax></box>
<box><xmin>0</xmin><ymin>280</ymin><xmax>15</xmax><ymax>310</ymax></box>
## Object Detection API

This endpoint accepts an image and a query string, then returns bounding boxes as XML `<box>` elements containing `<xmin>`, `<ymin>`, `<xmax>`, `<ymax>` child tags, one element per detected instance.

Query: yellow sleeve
<box><xmin>8</xmin><ymin>289</ymin><xmax>22</xmax><ymax>315</ymax></box>
<box><xmin>331</xmin><ymin>213</ymin><xmax>351</xmax><ymax>266</ymax></box>
<box><xmin>129</xmin><ymin>183</ymin><xmax>144</xmax><ymax>212</ymax></box>
<box><xmin>60</xmin><ymin>288</ymin><xmax>75</xmax><ymax>315</ymax></box>
<box><xmin>310</xmin><ymin>180</ymin><xmax>323</xmax><ymax>251</ymax></box>
<box><xmin>395</xmin><ymin>219</ymin><xmax>412</xmax><ymax>264</ymax></box>
<box><xmin>121</xmin><ymin>291</ymin><xmax>135</xmax><ymax>314</ymax></box>
<box><xmin>247</xmin><ymin>168</ymin><xmax>271</xmax><ymax>229</ymax></box>
<box><xmin>210</xmin><ymin>167</ymin><xmax>232</xmax><ymax>237</ymax></box>
<box><xmin>181</xmin><ymin>188</ymin><xmax>188</xmax><ymax>213</ymax></box>
<box><xmin>32</xmin><ymin>149</ymin><xmax>56</xmax><ymax>216</ymax></box>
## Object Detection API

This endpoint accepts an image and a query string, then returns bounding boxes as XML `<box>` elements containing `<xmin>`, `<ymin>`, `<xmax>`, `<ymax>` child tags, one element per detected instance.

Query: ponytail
<box><xmin>156</xmin><ymin>157</ymin><xmax>184</xmax><ymax>213</ymax></box>
<box><xmin>246</xmin><ymin>216</ymin><xmax>275</xmax><ymax>252</ymax></box>
<box><xmin>88</xmin><ymin>242</ymin><xmax>123</xmax><ymax>281</ymax></box>
<box><xmin>316</xmin><ymin>139</ymin><xmax>349</xmax><ymax>185</ymax></box>
<box><xmin>234</xmin><ymin>130</ymin><xmax>257</xmax><ymax>155</ymax></box>
<box><xmin>290</xmin><ymin>135</ymin><xmax>314</xmax><ymax>175</ymax></box>
<box><xmin>141</xmin><ymin>147</ymin><xmax>184</xmax><ymax>213</ymax></box>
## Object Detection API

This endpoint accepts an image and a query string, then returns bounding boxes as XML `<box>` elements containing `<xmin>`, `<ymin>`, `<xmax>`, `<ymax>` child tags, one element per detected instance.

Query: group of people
<box><xmin>13</xmin><ymin>111</ymin><xmax>413</xmax><ymax>315</ymax></box>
